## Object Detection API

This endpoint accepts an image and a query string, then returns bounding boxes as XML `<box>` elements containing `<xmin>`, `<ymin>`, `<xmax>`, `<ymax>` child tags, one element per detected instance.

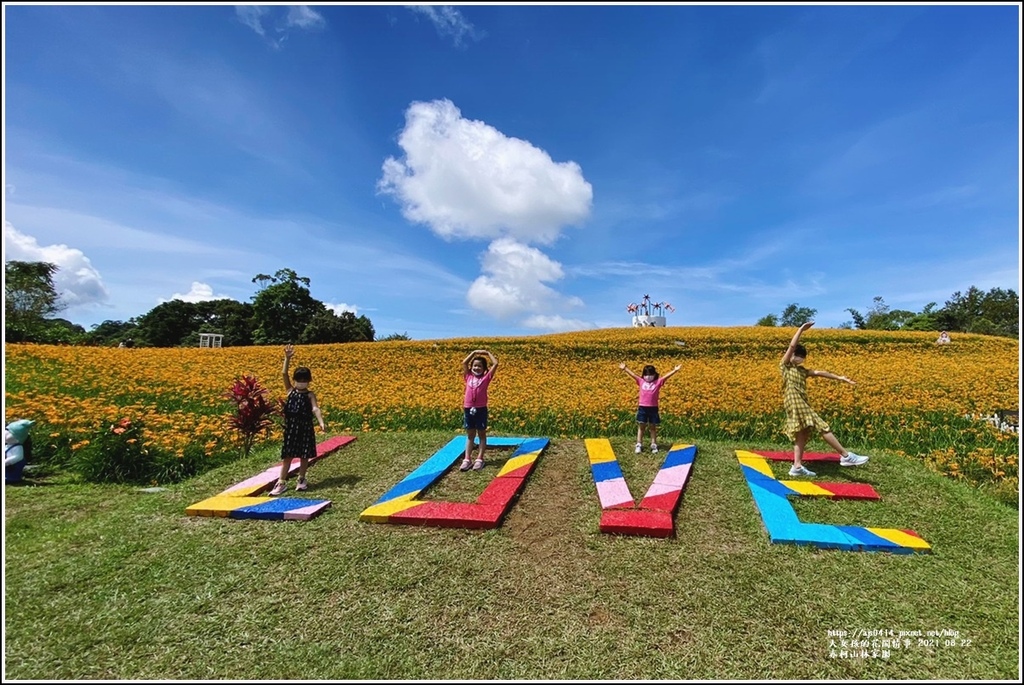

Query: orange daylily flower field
<box><xmin>4</xmin><ymin>326</ymin><xmax>1019</xmax><ymax>500</ymax></box>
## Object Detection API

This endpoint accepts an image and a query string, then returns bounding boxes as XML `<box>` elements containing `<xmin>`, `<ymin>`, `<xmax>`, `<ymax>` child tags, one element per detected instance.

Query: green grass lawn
<box><xmin>3</xmin><ymin>431</ymin><xmax>1019</xmax><ymax>680</ymax></box>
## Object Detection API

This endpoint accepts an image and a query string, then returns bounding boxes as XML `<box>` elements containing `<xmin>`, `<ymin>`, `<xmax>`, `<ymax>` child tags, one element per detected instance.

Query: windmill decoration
<box><xmin>627</xmin><ymin>294</ymin><xmax>675</xmax><ymax>327</ymax></box>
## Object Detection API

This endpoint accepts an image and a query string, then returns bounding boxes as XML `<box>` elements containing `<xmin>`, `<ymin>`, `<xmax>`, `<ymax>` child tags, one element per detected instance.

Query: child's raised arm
<box><xmin>283</xmin><ymin>344</ymin><xmax>295</xmax><ymax>390</ymax></box>
<box><xmin>619</xmin><ymin>362</ymin><xmax>641</xmax><ymax>381</ymax></box>
<box><xmin>662</xmin><ymin>364</ymin><xmax>683</xmax><ymax>381</ymax></box>
<box><xmin>781</xmin><ymin>322</ymin><xmax>814</xmax><ymax>364</ymax></box>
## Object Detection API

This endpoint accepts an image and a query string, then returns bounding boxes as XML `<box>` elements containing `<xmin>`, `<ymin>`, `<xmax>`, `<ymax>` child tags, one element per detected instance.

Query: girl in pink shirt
<box><xmin>460</xmin><ymin>349</ymin><xmax>498</xmax><ymax>471</ymax></box>
<box><xmin>619</xmin><ymin>362</ymin><xmax>682</xmax><ymax>454</ymax></box>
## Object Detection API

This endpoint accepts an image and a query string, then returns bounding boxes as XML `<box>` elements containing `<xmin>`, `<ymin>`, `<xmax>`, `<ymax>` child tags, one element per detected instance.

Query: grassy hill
<box><xmin>3</xmin><ymin>430</ymin><xmax>1019</xmax><ymax>680</ymax></box>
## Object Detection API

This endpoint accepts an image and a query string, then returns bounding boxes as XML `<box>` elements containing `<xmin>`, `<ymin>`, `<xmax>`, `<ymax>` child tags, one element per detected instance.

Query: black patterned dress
<box><xmin>281</xmin><ymin>389</ymin><xmax>316</xmax><ymax>459</ymax></box>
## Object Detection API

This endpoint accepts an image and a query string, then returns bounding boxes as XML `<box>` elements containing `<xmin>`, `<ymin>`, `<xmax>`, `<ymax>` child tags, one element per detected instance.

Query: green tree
<box><xmin>779</xmin><ymin>303</ymin><xmax>816</xmax><ymax>327</ymax></box>
<box><xmin>134</xmin><ymin>299</ymin><xmax>202</xmax><ymax>347</ymax></box>
<box><xmin>250</xmin><ymin>269</ymin><xmax>326</xmax><ymax>345</ymax></box>
<box><xmin>378</xmin><ymin>332</ymin><xmax>412</xmax><ymax>341</ymax></box>
<box><xmin>754</xmin><ymin>314</ymin><xmax>779</xmax><ymax>327</ymax></box>
<box><xmin>5</xmin><ymin>260</ymin><xmax>66</xmax><ymax>342</ymax></box>
<box><xmin>85</xmin><ymin>319</ymin><xmax>139</xmax><ymax>346</ymax></box>
<box><xmin>937</xmin><ymin>287</ymin><xmax>1019</xmax><ymax>338</ymax></box>
<box><xmin>195</xmin><ymin>299</ymin><xmax>254</xmax><ymax>347</ymax></box>
<box><xmin>299</xmin><ymin>310</ymin><xmax>375</xmax><ymax>343</ymax></box>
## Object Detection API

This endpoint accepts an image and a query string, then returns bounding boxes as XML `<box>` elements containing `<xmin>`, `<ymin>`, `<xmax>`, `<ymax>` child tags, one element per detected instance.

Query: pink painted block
<box><xmin>599</xmin><ymin>509</ymin><xmax>674</xmax><ymax>538</ymax></box>
<box><xmin>652</xmin><ymin>463</ymin><xmax>692</xmax><ymax>487</ymax></box>
<box><xmin>220</xmin><ymin>471</ymin><xmax>279</xmax><ymax>496</ymax></box>
<box><xmin>818</xmin><ymin>482</ymin><xmax>881</xmax><ymax>500</ymax></box>
<box><xmin>476</xmin><ymin>476</ymin><xmax>525</xmax><ymax>507</ymax></box>
<box><xmin>755</xmin><ymin>451</ymin><xmax>839</xmax><ymax>462</ymax></box>
<box><xmin>595</xmin><ymin>478</ymin><xmax>634</xmax><ymax>509</ymax></box>
<box><xmin>282</xmin><ymin>500</ymin><xmax>332</xmax><ymax>520</ymax></box>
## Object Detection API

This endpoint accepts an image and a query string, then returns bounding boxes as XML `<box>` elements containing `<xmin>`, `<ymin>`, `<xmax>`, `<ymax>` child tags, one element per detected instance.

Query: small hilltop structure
<box><xmin>627</xmin><ymin>294</ymin><xmax>675</xmax><ymax>327</ymax></box>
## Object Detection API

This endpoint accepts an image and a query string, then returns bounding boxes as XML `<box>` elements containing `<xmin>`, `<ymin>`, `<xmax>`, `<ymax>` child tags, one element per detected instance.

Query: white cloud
<box><xmin>164</xmin><ymin>282</ymin><xmax>235</xmax><ymax>304</ymax></box>
<box><xmin>286</xmin><ymin>5</ymin><xmax>326</xmax><ymax>30</ymax></box>
<box><xmin>378</xmin><ymin>99</ymin><xmax>592</xmax><ymax>246</ymax></box>
<box><xmin>234</xmin><ymin>5</ymin><xmax>269</xmax><ymax>36</ymax></box>
<box><xmin>235</xmin><ymin>5</ymin><xmax>325</xmax><ymax>47</ymax></box>
<box><xmin>325</xmin><ymin>302</ymin><xmax>359</xmax><ymax>316</ymax></box>
<box><xmin>3</xmin><ymin>221</ymin><xmax>108</xmax><ymax>308</ymax></box>
<box><xmin>406</xmin><ymin>5</ymin><xmax>482</xmax><ymax>47</ymax></box>
<box><xmin>521</xmin><ymin>314</ymin><xmax>593</xmax><ymax>332</ymax></box>
<box><xmin>466</xmin><ymin>238</ymin><xmax>583</xmax><ymax>321</ymax></box>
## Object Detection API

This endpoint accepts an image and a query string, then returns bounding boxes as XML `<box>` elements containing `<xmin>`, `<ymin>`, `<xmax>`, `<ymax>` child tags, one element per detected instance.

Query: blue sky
<box><xmin>3</xmin><ymin>3</ymin><xmax>1020</xmax><ymax>340</ymax></box>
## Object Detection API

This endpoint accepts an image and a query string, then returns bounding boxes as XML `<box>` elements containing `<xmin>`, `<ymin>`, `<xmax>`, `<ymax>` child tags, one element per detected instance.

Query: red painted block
<box><xmin>476</xmin><ymin>476</ymin><xmax>525</xmax><ymax>507</ymax></box>
<box><xmin>309</xmin><ymin>435</ymin><xmax>356</xmax><ymax>464</ymax></box>
<box><xmin>599</xmin><ymin>509</ymin><xmax>674</xmax><ymax>538</ymax></box>
<box><xmin>819</xmin><ymin>482</ymin><xmax>881</xmax><ymax>500</ymax></box>
<box><xmin>390</xmin><ymin>501</ymin><xmax>503</xmax><ymax>529</ymax></box>
<box><xmin>638</xmin><ymin>489</ymin><xmax>683</xmax><ymax>513</ymax></box>
<box><xmin>756</xmin><ymin>451</ymin><xmax>839</xmax><ymax>462</ymax></box>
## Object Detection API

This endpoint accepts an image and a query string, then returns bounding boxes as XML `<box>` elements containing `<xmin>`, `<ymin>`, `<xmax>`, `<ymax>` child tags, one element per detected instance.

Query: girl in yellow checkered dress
<box><xmin>781</xmin><ymin>322</ymin><xmax>870</xmax><ymax>477</ymax></box>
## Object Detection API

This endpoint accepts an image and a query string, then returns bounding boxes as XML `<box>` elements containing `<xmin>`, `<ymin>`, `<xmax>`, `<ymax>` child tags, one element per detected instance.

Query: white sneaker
<box><xmin>840</xmin><ymin>452</ymin><xmax>869</xmax><ymax>467</ymax></box>
<box><xmin>295</xmin><ymin>478</ymin><xmax>308</xmax><ymax>491</ymax></box>
<box><xmin>635</xmin><ymin>443</ymin><xmax>642</xmax><ymax>454</ymax></box>
<box><xmin>788</xmin><ymin>465</ymin><xmax>816</xmax><ymax>477</ymax></box>
<box><xmin>650</xmin><ymin>443</ymin><xmax>658</xmax><ymax>453</ymax></box>
<box><xmin>269</xmin><ymin>481</ymin><xmax>287</xmax><ymax>496</ymax></box>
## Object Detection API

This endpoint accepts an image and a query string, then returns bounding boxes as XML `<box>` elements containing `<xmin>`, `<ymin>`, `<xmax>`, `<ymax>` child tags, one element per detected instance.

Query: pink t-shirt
<box><xmin>463</xmin><ymin>368</ymin><xmax>495</xmax><ymax>408</ymax></box>
<box><xmin>636</xmin><ymin>376</ymin><xmax>667</xmax><ymax>407</ymax></box>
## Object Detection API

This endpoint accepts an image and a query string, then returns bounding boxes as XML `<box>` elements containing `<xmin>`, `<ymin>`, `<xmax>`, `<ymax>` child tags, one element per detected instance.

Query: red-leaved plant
<box><xmin>224</xmin><ymin>374</ymin><xmax>281</xmax><ymax>457</ymax></box>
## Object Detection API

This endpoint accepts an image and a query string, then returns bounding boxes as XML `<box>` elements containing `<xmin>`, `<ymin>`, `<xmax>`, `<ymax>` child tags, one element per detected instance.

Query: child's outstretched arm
<box><xmin>781</xmin><ymin>321</ymin><xmax>814</xmax><ymax>364</ymax></box>
<box><xmin>619</xmin><ymin>362</ymin><xmax>641</xmax><ymax>381</ymax></box>
<box><xmin>662</xmin><ymin>364</ymin><xmax>683</xmax><ymax>381</ymax></box>
<box><xmin>808</xmin><ymin>369</ymin><xmax>856</xmax><ymax>385</ymax></box>
<box><xmin>283</xmin><ymin>344</ymin><xmax>295</xmax><ymax>390</ymax></box>
<box><xmin>482</xmin><ymin>349</ymin><xmax>498</xmax><ymax>372</ymax></box>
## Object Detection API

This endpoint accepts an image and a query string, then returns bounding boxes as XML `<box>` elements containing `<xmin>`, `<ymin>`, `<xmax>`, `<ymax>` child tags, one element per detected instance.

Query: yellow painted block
<box><xmin>736</xmin><ymin>455</ymin><xmax>774</xmax><ymax>478</ymax></box>
<box><xmin>585</xmin><ymin>438</ymin><xmax>616</xmax><ymax>464</ymax></box>
<box><xmin>496</xmin><ymin>453</ymin><xmax>538</xmax><ymax>477</ymax></box>
<box><xmin>186</xmin><ymin>495</ymin><xmax>271</xmax><ymax>517</ymax></box>
<box><xmin>867</xmin><ymin>527</ymin><xmax>932</xmax><ymax>551</ymax></box>
<box><xmin>359</xmin><ymin>493</ymin><xmax>423</xmax><ymax>522</ymax></box>
<box><xmin>779</xmin><ymin>480</ymin><xmax>834</xmax><ymax>497</ymax></box>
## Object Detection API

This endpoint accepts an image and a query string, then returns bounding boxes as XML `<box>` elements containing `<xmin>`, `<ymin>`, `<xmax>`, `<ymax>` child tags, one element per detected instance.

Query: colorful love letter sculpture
<box><xmin>585</xmin><ymin>439</ymin><xmax>697</xmax><ymax>538</ymax></box>
<box><xmin>360</xmin><ymin>435</ymin><xmax>549</xmax><ymax>529</ymax></box>
<box><xmin>736</xmin><ymin>450</ymin><xmax>930</xmax><ymax>553</ymax></box>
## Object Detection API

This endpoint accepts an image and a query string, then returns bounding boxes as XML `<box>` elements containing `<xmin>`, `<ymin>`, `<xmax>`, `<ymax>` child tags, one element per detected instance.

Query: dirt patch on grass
<box><xmin>502</xmin><ymin>439</ymin><xmax>587</xmax><ymax>552</ymax></box>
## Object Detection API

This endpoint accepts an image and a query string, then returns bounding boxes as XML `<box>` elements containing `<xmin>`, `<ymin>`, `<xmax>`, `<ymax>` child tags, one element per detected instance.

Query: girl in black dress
<box><xmin>270</xmin><ymin>345</ymin><xmax>325</xmax><ymax>495</ymax></box>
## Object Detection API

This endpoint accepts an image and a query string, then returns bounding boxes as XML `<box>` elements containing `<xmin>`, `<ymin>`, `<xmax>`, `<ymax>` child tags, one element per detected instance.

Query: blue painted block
<box><xmin>231</xmin><ymin>497</ymin><xmax>328</xmax><ymax>520</ymax></box>
<box><xmin>661</xmin><ymin>445</ymin><xmax>696</xmax><ymax>469</ymax></box>
<box><xmin>748</xmin><ymin>481</ymin><xmax>801</xmax><ymax>529</ymax></box>
<box><xmin>512</xmin><ymin>438</ymin><xmax>548</xmax><ymax>456</ymax></box>
<box><xmin>834</xmin><ymin>525</ymin><xmax>912</xmax><ymax>553</ymax></box>
<box><xmin>773</xmin><ymin>522</ymin><xmax>860</xmax><ymax>551</ymax></box>
<box><xmin>374</xmin><ymin>472</ymin><xmax>439</xmax><ymax>504</ymax></box>
<box><xmin>743</xmin><ymin>467</ymin><xmax>798</xmax><ymax>497</ymax></box>
<box><xmin>591</xmin><ymin>460</ymin><xmax>625</xmax><ymax>483</ymax></box>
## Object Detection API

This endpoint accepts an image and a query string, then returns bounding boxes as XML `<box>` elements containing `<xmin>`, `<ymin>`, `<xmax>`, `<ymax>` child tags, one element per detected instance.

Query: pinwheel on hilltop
<box><xmin>626</xmin><ymin>294</ymin><xmax>674</xmax><ymax>327</ymax></box>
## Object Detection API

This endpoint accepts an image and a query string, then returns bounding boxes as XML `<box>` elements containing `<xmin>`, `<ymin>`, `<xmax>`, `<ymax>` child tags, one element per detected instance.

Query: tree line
<box><xmin>756</xmin><ymin>288</ymin><xmax>1019</xmax><ymax>338</ymax></box>
<box><xmin>5</xmin><ymin>259</ymin><xmax>1018</xmax><ymax>345</ymax></box>
<box><xmin>3</xmin><ymin>264</ymin><xmax>409</xmax><ymax>347</ymax></box>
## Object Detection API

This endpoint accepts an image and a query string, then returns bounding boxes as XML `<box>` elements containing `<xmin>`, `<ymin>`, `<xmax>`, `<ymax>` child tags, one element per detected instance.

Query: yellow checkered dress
<box><xmin>780</xmin><ymin>360</ymin><xmax>831</xmax><ymax>441</ymax></box>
